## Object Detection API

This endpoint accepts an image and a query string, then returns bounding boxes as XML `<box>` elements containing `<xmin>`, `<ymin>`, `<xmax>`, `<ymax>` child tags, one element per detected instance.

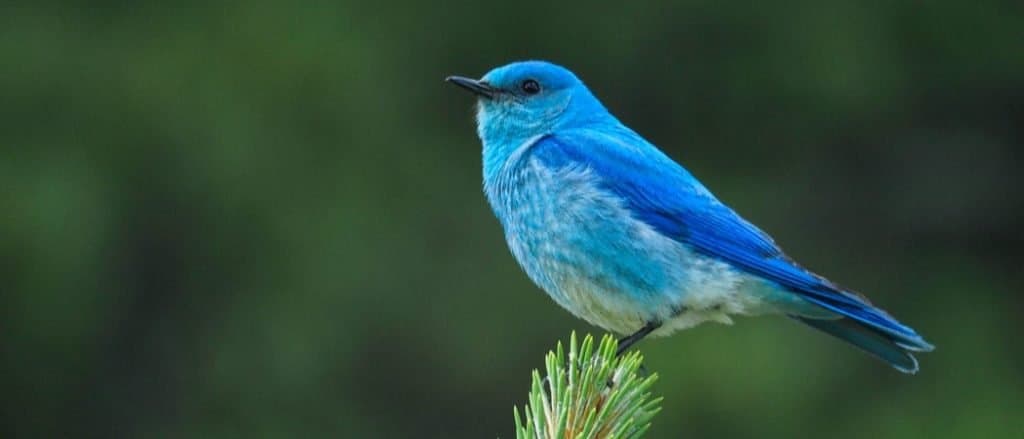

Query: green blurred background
<box><xmin>3</xmin><ymin>1</ymin><xmax>1022</xmax><ymax>437</ymax></box>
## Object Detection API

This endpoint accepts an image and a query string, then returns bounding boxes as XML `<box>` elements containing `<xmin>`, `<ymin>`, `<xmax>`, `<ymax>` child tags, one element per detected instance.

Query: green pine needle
<box><xmin>513</xmin><ymin>333</ymin><xmax>662</xmax><ymax>439</ymax></box>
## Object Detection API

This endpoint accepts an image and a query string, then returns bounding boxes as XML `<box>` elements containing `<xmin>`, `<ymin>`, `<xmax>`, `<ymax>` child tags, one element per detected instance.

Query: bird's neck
<box><xmin>480</xmin><ymin>135</ymin><xmax>537</xmax><ymax>184</ymax></box>
<box><xmin>477</xmin><ymin>106</ymin><xmax>549</xmax><ymax>182</ymax></box>
<box><xmin>477</xmin><ymin>98</ymin><xmax>617</xmax><ymax>182</ymax></box>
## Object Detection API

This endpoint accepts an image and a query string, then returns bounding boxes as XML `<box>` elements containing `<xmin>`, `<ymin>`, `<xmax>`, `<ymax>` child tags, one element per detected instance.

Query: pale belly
<box><xmin>488</xmin><ymin>157</ymin><xmax>778</xmax><ymax>336</ymax></box>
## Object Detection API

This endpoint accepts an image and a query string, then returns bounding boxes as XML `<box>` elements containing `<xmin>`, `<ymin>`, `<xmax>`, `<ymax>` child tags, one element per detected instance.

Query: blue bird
<box><xmin>447</xmin><ymin>61</ymin><xmax>934</xmax><ymax>373</ymax></box>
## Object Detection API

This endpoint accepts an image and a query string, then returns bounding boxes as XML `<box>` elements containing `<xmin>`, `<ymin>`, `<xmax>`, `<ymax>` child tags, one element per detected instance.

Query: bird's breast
<box><xmin>483</xmin><ymin>152</ymin><xmax>775</xmax><ymax>335</ymax></box>
<box><xmin>486</xmin><ymin>155</ymin><xmax>691</xmax><ymax>331</ymax></box>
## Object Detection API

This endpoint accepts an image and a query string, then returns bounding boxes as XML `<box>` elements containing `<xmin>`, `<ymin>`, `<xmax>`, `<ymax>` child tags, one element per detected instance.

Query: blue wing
<box><xmin>531</xmin><ymin>129</ymin><xmax>931</xmax><ymax>351</ymax></box>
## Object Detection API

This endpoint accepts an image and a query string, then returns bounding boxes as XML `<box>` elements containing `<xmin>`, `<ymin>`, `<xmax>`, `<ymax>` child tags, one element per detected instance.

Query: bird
<box><xmin>446</xmin><ymin>60</ymin><xmax>934</xmax><ymax>373</ymax></box>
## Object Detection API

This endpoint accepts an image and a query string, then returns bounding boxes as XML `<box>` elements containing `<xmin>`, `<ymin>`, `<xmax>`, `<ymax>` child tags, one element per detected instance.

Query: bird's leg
<box><xmin>606</xmin><ymin>321</ymin><xmax>661</xmax><ymax>389</ymax></box>
<box><xmin>615</xmin><ymin>321</ymin><xmax>661</xmax><ymax>357</ymax></box>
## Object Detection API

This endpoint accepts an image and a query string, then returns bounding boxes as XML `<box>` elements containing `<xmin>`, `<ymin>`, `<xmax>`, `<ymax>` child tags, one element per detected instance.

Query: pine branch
<box><xmin>513</xmin><ymin>333</ymin><xmax>662</xmax><ymax>439</ymax></box>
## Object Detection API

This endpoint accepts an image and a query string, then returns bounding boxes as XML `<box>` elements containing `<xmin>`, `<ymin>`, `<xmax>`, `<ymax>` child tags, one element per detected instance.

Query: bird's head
<box><xmin>447</xmin><ymin>61</ymin><xmax>611</xmax><ymax>149</ymax></box>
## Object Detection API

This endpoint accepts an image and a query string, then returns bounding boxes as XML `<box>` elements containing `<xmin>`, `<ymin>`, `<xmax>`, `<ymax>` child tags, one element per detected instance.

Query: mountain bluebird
<box><xmin>447</xmin><ymin>61</ymin><xmax>933</xmax><ymax>373</ymax></box>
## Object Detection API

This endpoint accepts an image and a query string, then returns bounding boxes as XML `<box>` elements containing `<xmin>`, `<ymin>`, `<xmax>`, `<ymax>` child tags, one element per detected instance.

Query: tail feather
<box><xmin>793</xmin><ymin>315</ymin><xmax>931</xmax><ymax>374</ymax></box>
<box><xmin>788</xmin><ymin>283</ymin><xmax>934</xmax><ymax>373</ymax></box>
<box><xmin>795</xmin><ymin>290</ymin><xmax>934</xmax><ymax>353</ymax></box>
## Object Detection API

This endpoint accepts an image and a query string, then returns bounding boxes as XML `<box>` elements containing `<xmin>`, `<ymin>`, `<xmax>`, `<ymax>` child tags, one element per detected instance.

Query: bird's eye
<box><xmin>520</xmin><ymin>79</ymin><xmax>541</xmax><ymax>95</ymax></box>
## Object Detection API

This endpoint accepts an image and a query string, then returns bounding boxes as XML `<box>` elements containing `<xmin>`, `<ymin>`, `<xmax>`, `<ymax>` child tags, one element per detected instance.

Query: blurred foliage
<box><xmin>2</xmin><ymin>1</ymin><xmax>1022</xmax><ymax>438</ymax></box>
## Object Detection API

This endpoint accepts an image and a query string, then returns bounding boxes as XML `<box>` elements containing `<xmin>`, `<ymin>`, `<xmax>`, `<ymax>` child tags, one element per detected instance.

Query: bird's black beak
<box><xmin>445</xmin><ymin>76</ymin><xmax>496</xmax><ymax>99</ymax></box>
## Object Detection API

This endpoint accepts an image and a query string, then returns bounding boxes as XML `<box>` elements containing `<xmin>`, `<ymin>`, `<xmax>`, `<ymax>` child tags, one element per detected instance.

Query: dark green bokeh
<box><xmin>3</xmin><ymin>1</ymin><xmax>1022</xmax><ymax>437</ymax></box>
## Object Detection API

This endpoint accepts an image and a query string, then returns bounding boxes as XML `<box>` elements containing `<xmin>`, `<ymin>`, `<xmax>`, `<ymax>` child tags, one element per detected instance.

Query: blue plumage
<box><xmin>447</xmin><ymin>61</ymin><xmax>933</xmax><ymax>373</ymax></box>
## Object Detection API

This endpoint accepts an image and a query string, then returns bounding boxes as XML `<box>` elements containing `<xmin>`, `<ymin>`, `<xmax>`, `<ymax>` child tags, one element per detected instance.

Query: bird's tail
<box><xmin>793</xmin><ymin>316</ymin><xmax>930</xmax><ymax>373</ymax></box>
<box><xmin>789</xmin><ymin>288</ymin><xmax>934</xmax><ymax>374</ymax></box>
